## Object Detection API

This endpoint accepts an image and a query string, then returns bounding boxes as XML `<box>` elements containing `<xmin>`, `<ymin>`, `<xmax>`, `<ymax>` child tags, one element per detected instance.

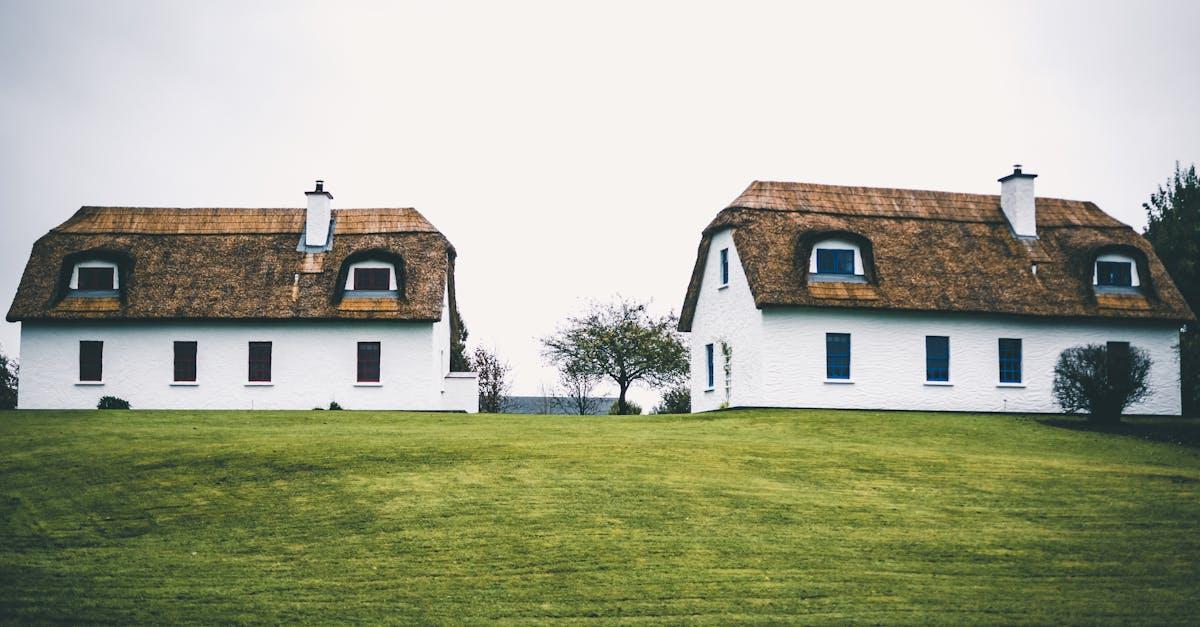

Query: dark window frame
<box><xmin>719</xmin><ymin>248</ymin><xmax>729</xmax><ymax>285</ymax></box>
<box><xmin>353</xmin><ymin>267</ymin><xmax>391</xmax><ymax>291</ymax></box>
<box><xmin>816</xmin><ymin>248</ymin><xmax>856</xmax><ymax>275</ymax></box>
<box><xmin>79</xmin><ymin>340</ymin><xmax>103</xmax><ymax>382</ymax></box>
<box><xmin>357</xmin><ymin>341</ymin><xmax>381</xmax><ymax>383</ymax></box>
<box><xmin>999</xmin><ymin>338</ymin><xmax>1022</xmax><ymax>383</ymax></box>
<box><xmin>248</xmin><ymin>342</ymin><xmax>272</xmax><ymax>383</ymax></box>
<box><xmin>925</xmin><ymin>336</ymin><xmax>950</xmax><ymax>382</ymax></box>
<box><xmin>1096</xmin><ymin>261</ymin><xmax>1133</xmax><ymax>287</ymax></box>
<box><xmin>173</xmin><ymin>341</ymin><xmax>197</xmax><ymax>382</ymax></box>
<box><xmin>77</xmin><ymin>266</ymin><xmax>115</xmax><ymax>290</ymax></box>
<box><xmin>826</xmin><ymin>333</ymin><xmax>851</xmax><ymax>380</ymax></box>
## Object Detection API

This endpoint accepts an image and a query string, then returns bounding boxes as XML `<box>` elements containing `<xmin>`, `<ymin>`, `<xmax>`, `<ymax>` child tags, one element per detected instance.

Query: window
<box><xmin>357</xmin><ymin>342</ymin><xmax>381</xmax><ymax>383</ymax></box>
<box><xmin>925</xmin><ymin>336</ymin><xmax>949</xmax><ymax>382</ymax></box>
<box><xmin>826</xmin><ymin>333</ymin><xmax>851</xmax><ymax>379</ymax></box>
<box><xmin>719</xmin><ymin>248</ymin><xmax>729</xmax><ymax>286</ymax></box>
<box><xmin>173</xmin><ymin>341</ymin><xmax>197</xmax><ymax>382</ymax></box>
<box><xmin>1096</xmin><ymin>261</ymin><xmax>1132</xmax><ymax>287</ymax></box>
<box><xmin>999</xmin><ymin>338</ymin><xmax>1022</xmax><ymax>383</ymax></box>
<box><xmin>816</xmin><ymin>249</ymin><xmax>855</xmax><ymax>275</ymax></box>
<box><xmin>248</xmin><ymin>342</ymin><xmax>272</xmax><ymax>382</ymax></box>
<box><xmin>79</xmin><ymin>341</ymin><xmax>103</xmax><ymax>382</ymax></box>
<box><xmin>705</xmin><ymin>343</ymin><xmax>715</xmax><ymax>389</ymax></box>
<box><xmin>77</xmin><ymin>267</ymin><xmax>115</xmax><ymax>290</ymax></box>
<box><xmin>353</xmin><ymin>268</ymin><xmax>391</xmax><ymax>291</ymax></box>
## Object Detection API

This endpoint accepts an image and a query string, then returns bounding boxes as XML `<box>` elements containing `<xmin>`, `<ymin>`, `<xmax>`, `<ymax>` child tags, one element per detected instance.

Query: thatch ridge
<box><xmin>678</xmin><ymin>182</ymin><xmax>1194</xmax><ymax>331</ymax></box>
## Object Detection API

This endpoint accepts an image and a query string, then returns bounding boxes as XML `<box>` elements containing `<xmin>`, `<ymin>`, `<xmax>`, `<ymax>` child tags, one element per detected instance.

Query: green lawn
<box><xmin>1</xmin><ymin>410</ymin><xmax>1198</xmax><ymax>624</ymax></box>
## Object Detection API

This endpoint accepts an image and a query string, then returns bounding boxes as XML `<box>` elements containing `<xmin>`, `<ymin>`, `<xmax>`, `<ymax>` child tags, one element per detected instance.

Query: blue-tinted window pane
<box><xmin>1096</xmin><ymin>261</ymin><xmax>1132</xmax><ymax>287</ymax></box>
<box><xmin>719</xmin><ymin>248</ymin><xmax>729</xmax><ymax>285</ymax></box>
<box><xmin>826</xmin><ymin>333</ymin><xmax>851</xmax><ymax>379</ymax></box>
<box><xmin>926</xmin><ymin>335</ymin><xmax>949</xmax><ymax>382</ymax></box>
<box><xmin>705</xmin><ymin>343</ymin><xmax>715</xmax><ymax>388</ymax></box>
<box><xmin>999</xmin><ymin>338</ymin><xmax>1022</xmax><ymax>383</ymax></box>
<box><xmin>816</xmin><ymin>249</ymin><xmax>855</xmax><ymax>275</ymax></box>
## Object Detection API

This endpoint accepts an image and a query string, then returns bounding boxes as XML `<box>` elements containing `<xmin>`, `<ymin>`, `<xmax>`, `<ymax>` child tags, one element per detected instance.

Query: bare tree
<box><xmin>557</xmin><ymin>366</ymin><xmax>601</xmax><ymax>415</ymax></box>
<box><xmin>472</xmin><ymin>346</ymin><xmax>512</xmax><ymax>414</ymax></box>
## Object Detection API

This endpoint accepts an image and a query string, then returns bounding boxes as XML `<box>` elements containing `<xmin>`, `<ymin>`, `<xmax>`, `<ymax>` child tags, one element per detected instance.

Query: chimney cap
<box><xmin>305</xmin><ymin>179</ymin><xmax>333</xmax><ymax>198</ymax></box>
<box><xmin>998</xmin><ymin>164</ymin><xmax>1037</xmax><ymax>182</ymax></box>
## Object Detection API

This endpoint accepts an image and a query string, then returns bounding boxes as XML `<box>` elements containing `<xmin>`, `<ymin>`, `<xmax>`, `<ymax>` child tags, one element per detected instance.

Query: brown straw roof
<box><xmin>678</xmin><ymin>181</ymin><xmax>1194</xmax><ymax>331</ymax></box>
<box><xmin>7</xmin><ymin>206</ymin><xmax>456</xmax><ymax>322</ymax></box>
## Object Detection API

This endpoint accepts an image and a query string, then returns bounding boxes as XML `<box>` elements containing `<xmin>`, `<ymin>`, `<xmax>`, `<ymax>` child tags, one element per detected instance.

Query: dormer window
<box><xmin>343</xmin><ymin>258</ymin><xmax>400</xmax><ymax>295</ymax></box>
<box><xmin>1093</xmin><ymin>253</ymin><xmax>1140</xmax><ymax>290</ymax></box>
<box><xmin>353</xmin><ymin>268</ymin><xmax>391</xmax><ymax>291</ymax></box>
<box><xmin>809</xmin><ymin>237</ymin><xmax>866</xmax><ymax>283</ymax></box>
<box><xmin>69</xmin><ymin>260</ymin><xmax>120</xmax><ymax>295</ymax></box>
<box><xmin>816</xmin><ymin>249</ymin><xmax>855</xmax><ymax>275</ymax></box>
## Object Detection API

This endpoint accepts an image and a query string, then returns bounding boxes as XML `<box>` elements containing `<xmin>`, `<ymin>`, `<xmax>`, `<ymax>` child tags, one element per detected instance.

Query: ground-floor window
<box><xmin>357</xmin><ymin>342</ymin><xmax>381</xmax><ymax>382</ymax></box>
<box><xmin>248</xmin><ymin>342</ymin><xmax>272</xmax><ymax>382</ymax></box>
<box><xmin>79</xmin><ymin>340</ymin><xmax>103</xmax><ymax>382</ymax></box>
<box><xmin>705</xmin><ymin>343</ymin><xmax>715</xmax><ymax>389</ymax></box>
<box><xmin>925</xmin><ymin>336</ymin><xmax>949</xmax><ymax>381</ymax></box>
<box><xmin>173</xmin><ymin>341</ymin><xmax>197</xmax><ymax>382</ymax></box>
<box><xmin>998</xmin><ymin>338</ymin><xmax>1022</xmax><ymax>383</ymax></box>
<box><xmin>826</xmin><ymin>333</ymin><xmax>851</xmax><ymax>379</ymax></box>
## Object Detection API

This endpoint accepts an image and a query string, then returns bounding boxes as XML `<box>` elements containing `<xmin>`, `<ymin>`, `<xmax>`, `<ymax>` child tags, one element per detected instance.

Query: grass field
<box><xmin>1</xmin><ymin>409</ymin><xmax>1198</xmax><ymax>624</ymax></box>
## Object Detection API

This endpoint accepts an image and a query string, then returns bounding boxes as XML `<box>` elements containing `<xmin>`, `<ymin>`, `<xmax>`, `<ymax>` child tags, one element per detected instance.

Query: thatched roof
<box><xmin>678</xmin><ymin>181</ymin><xmax>1194</xmax><ymax>331</ymax></box>
<box><xmin>7</xmin><ymin>206</ymin><xmax>457</xmax><ymax>322</ymax></box>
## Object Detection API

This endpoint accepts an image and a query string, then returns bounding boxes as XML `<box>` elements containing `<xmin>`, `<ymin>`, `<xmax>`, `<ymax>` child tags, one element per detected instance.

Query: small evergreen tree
<box><xmin>1052</xmin><ymin>343</ymin><xmax>1152</xmax><ymax>423</ymax></box>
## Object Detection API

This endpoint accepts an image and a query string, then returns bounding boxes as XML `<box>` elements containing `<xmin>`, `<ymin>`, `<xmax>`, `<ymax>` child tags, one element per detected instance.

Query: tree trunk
<box><xmin>617</xmin><ymin>383</ymin><xmax>629</xmax><ymax>415</ymax></box>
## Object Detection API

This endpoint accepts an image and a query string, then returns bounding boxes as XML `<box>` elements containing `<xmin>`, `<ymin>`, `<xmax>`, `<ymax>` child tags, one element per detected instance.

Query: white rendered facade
<box><xmin>688</xmin><ymin>229</ymin><xmax>1183</xmax><ymax>415</ymax></box>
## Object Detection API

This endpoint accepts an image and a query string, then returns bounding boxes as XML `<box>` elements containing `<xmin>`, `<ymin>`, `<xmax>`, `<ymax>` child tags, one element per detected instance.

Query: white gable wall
<box><xmin>18</xmin><ymin>319</ymin><xmax>477</xmax><ymax>411</ymax></box>
<box><xmin>689</xmin><ymin>228</ymin><xmax>764</xmax><ymax>412</ymax></box>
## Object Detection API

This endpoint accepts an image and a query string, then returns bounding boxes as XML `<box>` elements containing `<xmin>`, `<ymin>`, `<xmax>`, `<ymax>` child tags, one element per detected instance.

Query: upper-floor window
<box><xmin>70</xmin><ymin>260</ymin><xmax>120</xmax><ymax>293</ymax></box>
<box><xmin>719</xmin><ymin>248</ymin><xmax>730</xmax><ymax>286</ymax></box>
<box><xmin>1093</xmin><ymin>253</ymin><xmax>1140</xmax><ymax>289</ymax></box>
<box><xmin>344</xmin><ymin>260</ymin><xmax>399</xmax><ymax>293</ymax></box>
<box><xmin>809</xmin><ymin>238</ymin><xmax>865</xmax><ymax>281</ymax></box>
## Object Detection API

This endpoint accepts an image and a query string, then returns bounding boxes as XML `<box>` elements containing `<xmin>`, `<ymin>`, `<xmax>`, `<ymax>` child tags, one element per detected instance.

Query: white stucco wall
<box><xmin>687</xmin><ymin>230</ymin><xmax>1183</xmax><ymax>415</ymax></box>
<box><xmin>689</xmin><ymin>228</ymin><xmax>764</xmax><ymax>412</ymax></box>
<box><xmin>18</xmin><ymin>318</ymin><xmax>477</xmax><ymax>411</ymax></box>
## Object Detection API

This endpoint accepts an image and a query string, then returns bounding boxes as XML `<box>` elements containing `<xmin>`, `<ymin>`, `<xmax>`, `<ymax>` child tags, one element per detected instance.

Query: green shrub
<box><xmin>328</xmin><ymin>401</ymin><xmax>343</xmax><ymax>411</ymax></box>
<box><xmin>652</xmin><ymin>386</ymin><xmax>691</xmax><ymax>414</ymax></box>
<box><xmin>608</xmin><ymin>400</ymin><xmax>642</xmax><ymax>415</ymax></box>
<box><xmin>1052</xmin><ymin>343</ymin><xmax>1152</xmax><ymax>423</ymax></box>
<box><xmin>97</xmin><ymin>396</ymin><xmax>131</xmax><ymax>410</ymax></box>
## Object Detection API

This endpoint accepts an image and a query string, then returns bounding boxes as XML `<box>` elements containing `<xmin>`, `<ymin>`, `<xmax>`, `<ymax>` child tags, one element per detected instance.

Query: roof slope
<box><xmin>7</xmin><ymin>206</ymin><xmax>454</xmax><ymax>322</ymax></box>
<box><xmin>679</xmin><ymin>181</ymin><xmax>1194</xmax><ymax>331</ymax></box>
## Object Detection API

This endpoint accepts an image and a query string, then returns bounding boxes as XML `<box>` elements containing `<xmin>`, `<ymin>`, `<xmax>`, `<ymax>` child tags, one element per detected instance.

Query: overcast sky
<box><xmin>1</xmin><ymin>0</ymin><xmax>1197</xmax><ymax>407</ymax></box>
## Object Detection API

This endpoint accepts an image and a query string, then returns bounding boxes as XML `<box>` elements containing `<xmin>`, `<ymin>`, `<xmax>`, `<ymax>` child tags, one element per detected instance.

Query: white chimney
<box><xmin>998</xmin><ymin>164</ymin><xmax>1037</xmax><ymax>238</ymax></box>
<box><xmin>305</xmin><ymin>179</ymin><xmax>333</xmax><ymax>247</ymax></box>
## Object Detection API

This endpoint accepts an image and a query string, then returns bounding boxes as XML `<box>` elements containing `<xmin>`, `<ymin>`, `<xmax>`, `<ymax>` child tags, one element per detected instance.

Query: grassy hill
<box><xmin>1</xmin><ymin>409</ymin><xmax>1198</xmax><ymax>624</ymax></box>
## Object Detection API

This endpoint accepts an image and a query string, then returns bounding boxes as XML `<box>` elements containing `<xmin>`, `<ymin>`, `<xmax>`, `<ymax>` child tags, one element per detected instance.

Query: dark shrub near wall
<box><xmin>97</xmin><ymin>396</ymin><xmax>131</xmax><ymax>409</ymax></box>
<box><xmin>1052</xmin><ymin>343</ymin><xmax>1152</xmax><ymax>423</ymax></box>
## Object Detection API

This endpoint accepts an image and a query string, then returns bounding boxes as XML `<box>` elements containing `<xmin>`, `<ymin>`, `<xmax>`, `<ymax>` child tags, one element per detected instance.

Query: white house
<box><xmin>679</xmin><ymin>167</ymin><xmax>1194</xmax><ymax>415</ymax></box>
<box><xmin>7</xmin><ymin>181</ymin><xmax>478</xmax><ymax>411</ymax></box>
